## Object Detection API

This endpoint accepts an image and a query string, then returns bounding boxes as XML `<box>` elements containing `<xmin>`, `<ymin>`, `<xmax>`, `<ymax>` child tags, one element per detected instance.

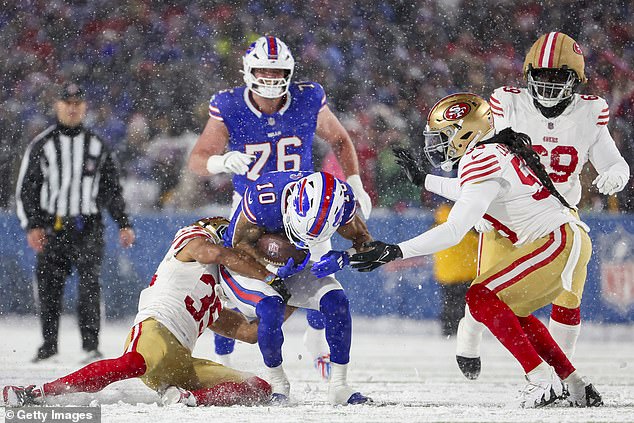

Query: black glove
<box><xmin>392</xmin><ymin>146</ymin><xmax>428</xmax><ymax>187</ymax></box>
<box><xmin>350</xmin><ymin>241</ymin><xmax>403</xmax><ymax>272</ymax></box>
<box><xmin>269</xmin><ymin>277</ymin><xmax>291</xmax><ymax>303</ymax></box>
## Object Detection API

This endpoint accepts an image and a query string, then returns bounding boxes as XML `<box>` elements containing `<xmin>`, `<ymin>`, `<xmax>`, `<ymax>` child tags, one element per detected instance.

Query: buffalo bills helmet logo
<box><xmin>443</xmin><ymin>103</ymin><xmax>471</xmax><ymax>120</ymax></box>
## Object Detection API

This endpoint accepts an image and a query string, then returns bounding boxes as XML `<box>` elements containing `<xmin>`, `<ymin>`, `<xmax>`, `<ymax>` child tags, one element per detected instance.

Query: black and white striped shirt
<box><xmin>16</xmin><ymin>123</ymin><xmax>131</xmax><ymax>230</ymax></box>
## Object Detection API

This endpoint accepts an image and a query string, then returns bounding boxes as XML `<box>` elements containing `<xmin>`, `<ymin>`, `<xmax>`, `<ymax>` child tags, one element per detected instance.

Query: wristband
<box><xmin>264</xmin><ymin>273</ymin><xmax>281</xmax><ymax>285</ymax></box>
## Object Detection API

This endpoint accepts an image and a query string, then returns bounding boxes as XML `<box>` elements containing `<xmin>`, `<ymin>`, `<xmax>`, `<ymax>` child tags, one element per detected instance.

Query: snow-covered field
<box><xmin>1</xmin><ymin>314</ymin><xmax>632</xmax><ymax>423</ymax></box>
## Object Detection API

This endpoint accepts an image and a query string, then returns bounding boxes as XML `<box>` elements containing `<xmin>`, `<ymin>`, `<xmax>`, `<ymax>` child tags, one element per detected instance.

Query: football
<box><xmin>257</xmin><ymin>233</ymin><xmax>308</xmax><ymax>266</ymax></box>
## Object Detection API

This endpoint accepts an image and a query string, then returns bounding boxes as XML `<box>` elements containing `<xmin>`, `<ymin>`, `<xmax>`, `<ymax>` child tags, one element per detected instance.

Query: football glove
<box><xmin>392</xmin><ymin>146</ymin><xmax>428</xmax><ymax>187</ymax></box>
<box><xmin>276</xmin><ymin>253</ymin><xmax>311</xmax><ymax>279</ymax></box>
<box><xmin>206</xmin><ymin>151</ymin><xmax>256</xmax><ymax>175</ymax></box>
<box><xmin>311</xmin><ymin>250</ymin><xmax>350</xmax><ymax>278</ymax></box>
<box><xmin>592</xmin><ymin>170</ymin><xmax>628</xmax><ymax>196</ymax></box>
<box><xmin>350</xmin><ymin>241</ymin><xmax>402</xmax><ymax>272</ymax></box>
<box><xmin>346</xmin><ymin>175</ymin><xmax>372</xmax><ymax>220</ymax></box>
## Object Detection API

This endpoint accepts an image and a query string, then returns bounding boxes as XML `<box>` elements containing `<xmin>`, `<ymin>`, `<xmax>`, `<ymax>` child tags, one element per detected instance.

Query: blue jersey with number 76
<box><xmin>208</xmin><ymin>82</ymin><xmax>327</xmax><ymax>195</ymax></box>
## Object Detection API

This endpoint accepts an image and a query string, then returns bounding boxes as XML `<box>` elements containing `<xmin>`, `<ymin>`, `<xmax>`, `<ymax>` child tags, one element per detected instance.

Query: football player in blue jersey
<box><xmin>218</xmin><ymin>170</ymin><xmax>372</xmax><ymax>405</ymax></box>
<box><xmin>188</xmin><ymin>36</ymin><xmax>372</xmax><ymax>376</ymax></box>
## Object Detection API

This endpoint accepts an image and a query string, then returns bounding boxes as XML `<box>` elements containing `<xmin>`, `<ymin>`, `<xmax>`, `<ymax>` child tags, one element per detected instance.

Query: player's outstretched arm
<box><xmin>209</xmin><ymin>306</ymin><xmax>298</xmax><ymax>344</ymax></box>
<box><xmin>176</xmin><ymin>237</ymin><xmax>270</xmax><ymax>281</ymax></box>
<box><xmin>310</xmin><ymin>215</ymin><xmax>373</xmax><ymax>278</ymax></box>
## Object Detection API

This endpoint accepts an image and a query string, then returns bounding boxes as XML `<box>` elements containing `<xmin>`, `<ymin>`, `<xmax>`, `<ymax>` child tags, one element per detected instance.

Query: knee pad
<box><xmin>319</xmin><ymin>289</ymin><xmax>350</xmax><ymax>318</ymax></box>
<box><xmin>306</xmin><ymin>309</ymin><xmax>326</xmax><ymax>330</ymax></box>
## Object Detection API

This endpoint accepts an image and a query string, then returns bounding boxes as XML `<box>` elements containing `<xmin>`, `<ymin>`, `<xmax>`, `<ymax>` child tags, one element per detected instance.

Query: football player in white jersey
<box><xmin>352</xmin><ymin>93</ymin><xmax>603</xmax><ymax>408</ymax></box>
<box><xmin>450</xmin><ymin>32</ymin><xmax>629</xmax><ymax>380</ymax></box>
<box><xmin>2</xmin><ymin>217</ymin><xmax>300</xmax><ymax>407</ymax></box>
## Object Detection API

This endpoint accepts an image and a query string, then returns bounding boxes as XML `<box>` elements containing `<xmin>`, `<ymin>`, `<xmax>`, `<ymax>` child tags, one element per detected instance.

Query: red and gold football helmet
<box><xmin>423</xmin><ymin>93</ymin><xmax>494</xmax><ymax>171</ymax></box>
<box><xmin>523</xmin><ymin>32</ymin><xmax>586</xmax><ymax>107</ymax></box>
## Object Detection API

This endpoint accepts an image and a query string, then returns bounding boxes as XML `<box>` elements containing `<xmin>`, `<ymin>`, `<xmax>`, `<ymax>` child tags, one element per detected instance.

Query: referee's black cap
<box><xmin>60</xmin><ymin>82</ymin><xmax>85</xmax><ymax>101</ymax></box>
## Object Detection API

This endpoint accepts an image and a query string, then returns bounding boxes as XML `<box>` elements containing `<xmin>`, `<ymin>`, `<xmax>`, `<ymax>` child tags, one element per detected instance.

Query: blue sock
<box><xmin>319</xmin><ymin>290</ymin><xmax>351</xmax><ymax>365</ymax></box>
<box><xmin>214</xmin><ymin>333</ymin><xmax>235</xmax><ymax>355</ymax></box>
<box><xmin>255</xmin><ymin>296</ymin><xmax>286</xmax><ymax>368</ymax></box>
<box><xmin>306</xmin><ymin>309</ymin><xmax>326</xmax><ymax>330</ymax></box>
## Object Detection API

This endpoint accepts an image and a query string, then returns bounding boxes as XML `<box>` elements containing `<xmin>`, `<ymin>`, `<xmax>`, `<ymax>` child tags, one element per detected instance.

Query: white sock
<box><xmin>303</xmin><ymin>326</ymin><xmax>329</xmax><ymax>359</ymax></box>
<box><xmin>549</xmin><ymin>319</ymin><xmax>580</xmax><ymax>358</ymax></box>
<box><xmin>456</xmin><ymin>305</ymin><xmax>486</xmax><ymax>357</ymax></box>
<box><xmin>527</xmin><ymin>361</ymin><xmax>551</xmax><ymax>382</ymax></box>
<box><xmin>216</xmin><ymin>354</ymin><xmax>232</xmax><ymax>367</ymax></box>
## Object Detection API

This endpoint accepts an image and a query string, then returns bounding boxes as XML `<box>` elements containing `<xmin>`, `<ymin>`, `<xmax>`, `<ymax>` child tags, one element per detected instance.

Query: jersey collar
<box><xmin>243</xmin><ymin>89</ymin><xmax>292</xmax><ymax>118</ymax></box>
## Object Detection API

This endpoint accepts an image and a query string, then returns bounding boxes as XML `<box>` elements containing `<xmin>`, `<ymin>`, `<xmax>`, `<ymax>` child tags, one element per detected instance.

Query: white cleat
<box><xmin>519</xmin><ymin>364</ymin><xmax>565</xmax><ymax>408</ymax></box>
<box><xmin>160</xmin><ymin>386</ymin><xmax>197</xmax><ymax>406</ymax></box>
<box><xmin>3</xmin><ymin>385</ymin><xmax>44</xmax><ymax>406</ymax></box>
<box><xmin>327</xmin><ymin>363</ymin><xmax>372</xmax><ymax>405</ymax></box>
<box><xmin>265</xmin><ymin>365</ymin><xmax>290</xmax><ymax>403</ymax></box>
<box><xmin>565</xmin><ymin>372</ymin><xmax>603</xmax><ymax>407</ymax></box>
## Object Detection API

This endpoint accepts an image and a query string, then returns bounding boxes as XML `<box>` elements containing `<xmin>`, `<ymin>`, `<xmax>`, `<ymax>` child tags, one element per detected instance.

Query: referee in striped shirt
<box><xmin>16</xmin><ymin>82</ymin><xmax>136</xmax><ymax>362</ymax></box>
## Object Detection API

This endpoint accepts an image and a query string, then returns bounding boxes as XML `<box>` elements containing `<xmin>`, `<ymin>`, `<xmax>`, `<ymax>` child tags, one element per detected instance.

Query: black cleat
<box><xmin>456</xmin><ymin>355</ymin><xmax>481</xmax><ymax>380</ymax></box>
<box><xmin>32</xmin><ymin>345</ymin><xmax>57</xmax><ymax>362</ymax></box>
<box><xmin>569</xmin><ymin>383</ymin><xmax>603</xmax><ymax>407</ymax></box>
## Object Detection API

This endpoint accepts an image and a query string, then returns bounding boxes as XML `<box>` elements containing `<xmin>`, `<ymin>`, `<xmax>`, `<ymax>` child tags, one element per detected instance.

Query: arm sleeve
<box><xmin>398</xmin><ymin>180</ymin><xmax>501</xmax><ymax>259</ymax></box>
<box><xmin>15</xmin><ymin>142</ymin><xmax>48</xmax><ymax>230</ymax></box>
<box><xmin>98</xmin><ymin>152</ymin><xmax>132</xmax><ymax>229</ymax></box>
<box><xmin>424</xmin><ymin>174</ymin><xmax>460</xmax><ymax>201</ymax></box>
<box><xmin>588</xmin><ymin>125</ymin><xmax>630</xmax><ymax>179</ymax></box>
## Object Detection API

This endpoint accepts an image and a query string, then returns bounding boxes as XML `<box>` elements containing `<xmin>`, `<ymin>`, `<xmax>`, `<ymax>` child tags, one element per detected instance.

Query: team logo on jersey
<box><xmin>443</xmin><ymin>103</ymin><xmax>471</xmax><ymax>120</ymax></box>
<box><xmin>598</xmin><ymin>225</ymin><xmax>634</xmax><ymax>315</ymax></box>
<box><xmin>573</xmin><ymin>42</ymin><xmax>583</xmax><ymax>55</ymax></box>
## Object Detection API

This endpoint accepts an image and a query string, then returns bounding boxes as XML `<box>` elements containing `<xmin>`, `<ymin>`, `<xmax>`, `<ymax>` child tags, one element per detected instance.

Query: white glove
<box><xmin>593</xmin><ymin>171</ymin><xmax>628</xmax><ymax>196</ymax></box>
<box><xmin>206</xmin><ymin>151</ymin><xmax>256</xmax><ymax>175</ymax></box>
<box><xmin>474</xmin><ymin>218</ymin><xmax>494</xmax><ymax>234</ymax></box>
<box><xmin>346</xmin><ymin>174</ymin><xmax>372</xmax><ymax>220</ymax></box>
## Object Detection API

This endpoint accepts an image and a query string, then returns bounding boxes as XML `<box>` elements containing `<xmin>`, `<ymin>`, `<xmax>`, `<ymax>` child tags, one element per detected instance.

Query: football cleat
<box><xmin>567</xmin><ymin>377</ymin><xmax>603</xmax><ymax>407</ymax></box>
<box><xmin>327</xmin><ymin>384</ymin><xmax>372</xmax><ymax>406</ymax></box>
<box><xmin>519</xmin><ymin>365</ymin><xmax>565</xmax><ymax>408</ymax></box>
<box><xmin>314</xmin><ymin>354</ymin><xmax>332</xmax><ymax>381</ymax></box>
<box><xmin>456</xmin><ymin>356</ymin><xmax>481</xmax><ymax>380</ymax></box>
<box><xmin>160</xmin><ymin>386</ymin><xmax>197</xmax><ymax>407</ymax></box>
<box><xmin>265</xmin><ymin>365</ymin><xmax>291</xmax><ymax>399</ymax></box>
<box><xmin>32</xmin><ymin>344</ymin><xmax>57</xmax><ymax>362</ymax></box>
<box><xmin>3</xmin><ymin>385</ymin><xmax>44</xmax><ymax>406</ymax></box>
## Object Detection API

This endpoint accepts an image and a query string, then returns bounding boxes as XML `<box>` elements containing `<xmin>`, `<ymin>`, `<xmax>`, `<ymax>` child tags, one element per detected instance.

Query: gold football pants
<box><xmin>123</xmin><ymin>318</ymin><xmax>252</xmax><ymax>391</ymax></box>
<box><xmin>474</xmin><ymin>224</ymin><xmax>592</xmax><ymax>316</ymax></box>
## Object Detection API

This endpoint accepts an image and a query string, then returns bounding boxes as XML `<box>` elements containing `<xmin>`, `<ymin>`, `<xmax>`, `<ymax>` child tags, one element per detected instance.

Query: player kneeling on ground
<box><xmin>3</xmin><ymin>217</ymin><xmax>300</xmax><ymax>407</ymax></box>
<box><xmin>352</xmin><ymin>93</ymin><xmax>602</xmax><ymax>408</ymax></box>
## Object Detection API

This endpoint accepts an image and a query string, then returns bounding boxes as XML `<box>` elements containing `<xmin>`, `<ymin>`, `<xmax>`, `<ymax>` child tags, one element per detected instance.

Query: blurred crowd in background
<box><xmin>1</xmin><ymin>0</ymin><xmax>633</xmax><ymax>214</ymax></box>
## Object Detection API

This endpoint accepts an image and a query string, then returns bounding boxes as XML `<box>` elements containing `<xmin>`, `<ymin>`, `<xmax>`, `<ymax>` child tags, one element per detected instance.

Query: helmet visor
<box><xmin>528</xmin><ymin>69</ymin><xmax>576</xmax><ymax>105</ymax></box>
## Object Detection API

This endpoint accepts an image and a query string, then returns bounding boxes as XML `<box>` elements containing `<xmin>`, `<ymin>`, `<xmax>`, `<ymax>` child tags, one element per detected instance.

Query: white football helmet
<box><xmin>283</xmin><ymin>172</ymin><xmax>347</xmax><ymax>249</ymax></box>
<box><xmin>242</xmin><ymin>36</ymin><xmax>294</xmax><ymax>99</ymax></box>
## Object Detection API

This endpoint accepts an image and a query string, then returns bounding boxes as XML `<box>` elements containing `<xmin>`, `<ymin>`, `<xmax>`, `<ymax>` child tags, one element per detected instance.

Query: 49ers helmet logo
<box><xmin>573</xmin><ymin>42</ymin><xmax>583</xmax><ymax>55</ymax></box>
<box><xmin>443</xmin><ymin>103</ymin><xmax>471</xmax><ymax>120</ymax></box>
